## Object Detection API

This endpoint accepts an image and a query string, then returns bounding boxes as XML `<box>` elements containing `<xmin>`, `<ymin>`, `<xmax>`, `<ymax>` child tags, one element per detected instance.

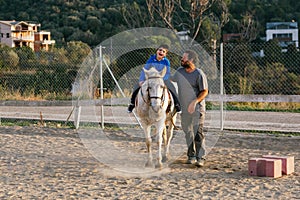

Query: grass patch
<box><xmin>207</xmin><ymin>101</ymin><xmax>300</xmax><ymax>113</ymax></box>
<box><xmin>225</xmin><ymin>128</ymin><xmax>300</xmax><ymax>137</ymax></box>
<box><xmin>0</xmin><ymin>118</ymin><xmax>75</xmax><ymax>129</ymax></box>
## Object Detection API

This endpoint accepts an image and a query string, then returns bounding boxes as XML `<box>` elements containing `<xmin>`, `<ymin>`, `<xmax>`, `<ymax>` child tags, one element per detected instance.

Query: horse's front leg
<box><xmin>155</xmin><ymin>122</ymin><xmax>165</xmax><ymax>168</ymax></box>
<box><xmin>144</xmin><ymin>125</ymin><xmax>153</xmax><ymax>168</ymax></box>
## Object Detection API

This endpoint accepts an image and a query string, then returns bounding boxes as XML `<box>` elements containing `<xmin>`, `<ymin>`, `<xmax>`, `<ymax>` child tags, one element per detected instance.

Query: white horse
<box><xmin>135</xmin><ymin>67</ymin><xmax>177</xmax><ymax>168</ymax></box>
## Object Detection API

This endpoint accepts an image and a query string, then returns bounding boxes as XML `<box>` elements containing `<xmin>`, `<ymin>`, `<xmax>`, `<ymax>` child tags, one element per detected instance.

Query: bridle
<box><xmin>140</xmin><ymin>76</ymin><xmax>166</xmax><ymax>108</ymax></box>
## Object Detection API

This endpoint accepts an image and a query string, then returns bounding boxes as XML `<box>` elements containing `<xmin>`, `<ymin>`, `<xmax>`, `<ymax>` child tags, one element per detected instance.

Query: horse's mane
<box><xmin>144</xmin><ymin>66</ymin><xmax>166</xmax><ymax>80</ymax></box>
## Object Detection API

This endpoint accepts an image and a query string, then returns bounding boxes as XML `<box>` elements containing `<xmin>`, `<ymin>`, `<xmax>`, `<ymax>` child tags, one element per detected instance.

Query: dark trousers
<box><xmin>130</xmin><ymin>86</ymin><xmax>140</xmax><ymax>105</ymax></box>
<box><xmin>181</xmin><ymin>112</ymin><xmax>206</xmax><ymax>160</ymax></box>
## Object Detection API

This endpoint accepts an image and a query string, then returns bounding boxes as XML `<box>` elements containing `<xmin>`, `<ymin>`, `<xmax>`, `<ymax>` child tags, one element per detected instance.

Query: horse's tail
<box><xmin>170</xmin><ymin>113</ymin><xmax>179</xmax><ymax>130</ymax></box>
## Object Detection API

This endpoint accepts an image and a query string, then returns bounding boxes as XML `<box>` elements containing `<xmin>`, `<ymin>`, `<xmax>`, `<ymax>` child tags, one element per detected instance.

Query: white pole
<box><xmin>220</xmin><ymin>43</ymin><xmax>224</xmax><ymax>130</ymax></box>
<box><xmin>99</xmin><ymin>46</ymin><xmax>104</xmax><ymax>129</ymax></box>
<box><xmin>74</xmin><ymin>102</ymin><xmax>81</xmax><ymax>129</ymax></box>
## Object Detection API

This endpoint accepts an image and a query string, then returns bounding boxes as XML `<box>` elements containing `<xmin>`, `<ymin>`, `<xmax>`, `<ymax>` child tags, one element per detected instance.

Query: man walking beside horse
<box><xmin>171</xmin><ymin>49</ymin><xmax>209</xmax><ymax>167</ymax></box>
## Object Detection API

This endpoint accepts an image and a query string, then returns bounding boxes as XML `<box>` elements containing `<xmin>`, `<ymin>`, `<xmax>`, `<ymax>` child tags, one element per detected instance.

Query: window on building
<box><xmin>43</xmin><ymin>35</ymin><xmax>49</xmax><ymax>40</ymax></box>
<box><xmin>1</xmin><ymin>33</ymin><xmax>3</xmax><ymax>38</ymax></box>
<box><xmin>6</xmin><ymin>33</ymin><xmax>10</xmax><ymax>38</ymax></box>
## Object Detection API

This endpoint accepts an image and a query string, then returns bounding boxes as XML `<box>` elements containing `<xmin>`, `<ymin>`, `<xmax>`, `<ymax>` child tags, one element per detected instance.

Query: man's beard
<box><xmin>181</xmin><ymin>60</ymin><xmax>191</xmax><ymax>68</ymax></box>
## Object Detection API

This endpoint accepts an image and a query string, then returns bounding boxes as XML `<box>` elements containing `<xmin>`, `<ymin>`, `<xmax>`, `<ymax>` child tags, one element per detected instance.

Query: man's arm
<box><xmin>196</xmin><ymin>89</ymin><xmax>209</xmax><ymax>103</ymax></box>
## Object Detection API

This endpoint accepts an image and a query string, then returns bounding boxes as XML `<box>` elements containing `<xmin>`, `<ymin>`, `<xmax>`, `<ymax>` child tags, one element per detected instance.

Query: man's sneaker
<box><xmin>127</xmin><ymin>104</ymin><xmax>135</xmax><ymax>113</ymax></box>
<box><xmin>195</xmin><ymin>159</ymin><xmax>205</xmax><ymax>167</ymax></box>
<box><xmin>186</xmin><ymin>157</ymin><xmax>196</xmax><ymax>164</ymax></box>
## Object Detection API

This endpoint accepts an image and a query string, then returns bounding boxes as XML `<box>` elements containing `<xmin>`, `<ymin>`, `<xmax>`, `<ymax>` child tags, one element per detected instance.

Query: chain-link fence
<box><xmin>222</xmin><ymin>42</ymin><xmax>300</xmax><ymax>95</ymax></box>
<box><xmin>0</xmin><ymin>43</ymin><xmax>90</xmax><ymax>100</ymax></box>
<box><xmin>1</xmin><ymin>42</ymin><xmax>299</xmax><ymax>101</ymax></box>
<box><xmin>98</xmin><ymin>43</ymin><xmax>221</xmax><ymax>98</ymax></box>
<box><xmin>1</xmin><ymin>40</ymin><xmax>299</xmax><ymax>131</ymax></box>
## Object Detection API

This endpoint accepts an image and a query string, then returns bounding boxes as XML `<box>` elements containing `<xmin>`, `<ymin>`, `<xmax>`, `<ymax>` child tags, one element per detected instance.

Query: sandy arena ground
<box><xmin>0</xmin><ymin>125</ymin><xmax>299</xmax><ymax>199</ymax></box>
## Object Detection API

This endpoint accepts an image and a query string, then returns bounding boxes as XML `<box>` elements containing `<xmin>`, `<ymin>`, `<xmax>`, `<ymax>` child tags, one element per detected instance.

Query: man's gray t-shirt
<box><xmin>171</xmin><ymin>67</ymin><xmax>208</xmax><ymax>113</ymax></box>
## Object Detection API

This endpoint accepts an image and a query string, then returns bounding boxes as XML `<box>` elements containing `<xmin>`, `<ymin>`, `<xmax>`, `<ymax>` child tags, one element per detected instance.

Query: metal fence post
<box><xmin>220</xmin><ymin>43</ymin><xmax>224</xmax><ymax>131</ymax></box>
<box><xmin>99</xmin><ymin>46</ymin><xmax>104</xmax><ymax>129</ymax></box>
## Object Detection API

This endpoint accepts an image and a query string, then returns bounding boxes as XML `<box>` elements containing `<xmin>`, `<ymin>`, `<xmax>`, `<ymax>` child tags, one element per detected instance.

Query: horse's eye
<box><xmin>160</xmin><ymin>85</ymin><xmax>165</xmax><ymax>89</ymax></box>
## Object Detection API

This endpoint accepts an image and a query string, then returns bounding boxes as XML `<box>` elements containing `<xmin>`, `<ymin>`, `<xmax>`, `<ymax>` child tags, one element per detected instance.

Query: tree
<box><xmin>87</xmin><ymin>16</ymin><xmax>102</xmax><ymax>34</ymax></box>
<box><xmin>263</xmin><ymin>39</ymin><xmax>282</xmax><ymax>65</ymax></box>
<box><xmin>65</xmin><ymin>41</ymin><xmax>92</xmax><ymax>66</ymax></box>
<box><xmin>238</xmin><ymin>12</ymin><xmax>260</xmax><ymax>42</ymax></box>
<box><xmin>14</xmin><ymin>46</ymin><xmax>36</xmax><ymax>69</ymax></box>
<box><xmin>284</xmin><ymin>43</ymin><xmax>300</xmax><ymax>74</ymax></box>
<box><xmin>226</xmin><ymin>43</ymin><xmax>255</xmax><ymax>74</ymax></box>
<box><xmin>0</xmin><ymin>48</ymin><xmax>19</xmax><ymax>70</ymax></box>
<box><xmin>255</xmin><ymin>62</ymin><xmax>288</xmax><ymax>94</ymax></box>
<box><xmin>146</xmin><ymin>0</ymin><xmax>230</xmax><ymax>45</ymax></box>
<box><xmin>121</xmin><ymin>2</ymin><xmax>152</xmax><ymax>28</ymax></box>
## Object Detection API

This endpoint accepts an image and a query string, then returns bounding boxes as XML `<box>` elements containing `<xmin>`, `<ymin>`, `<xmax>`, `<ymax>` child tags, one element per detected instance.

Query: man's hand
<box><xmin>188</xmin><ymin>99</ymin><xmax>198</xmax><ymax>114</ymax></box>
<box><xmin>188</xmin><ymin>89</ymin><xmax>208</xmax><ymax>113</ymax></box>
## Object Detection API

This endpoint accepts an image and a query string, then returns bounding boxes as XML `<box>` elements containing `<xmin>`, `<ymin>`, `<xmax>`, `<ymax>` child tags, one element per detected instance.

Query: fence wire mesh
<box><xmin>0</xmin><ymin>41</ymin><xmax>299</xmax><ymax>130</ymax></box>
<box><xmin>1</xmin><ymin>42</ymin><xmax>299</xmax><ymax>102</ymax></box>
<box><xmin>222</xmin><ymin>42</ymin><xmax>300</xmax><ymax>95</ymax></box>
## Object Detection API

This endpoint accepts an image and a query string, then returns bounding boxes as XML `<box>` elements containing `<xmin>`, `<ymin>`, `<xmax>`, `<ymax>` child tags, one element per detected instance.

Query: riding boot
<box><xmin>169</xmin><ymin>90</ymin><xmax>181</xmax><ymax>113</ymax></box>
<box><xmin>127</xmin><ymin>87</ymin><xmax>140</xmax><ymax>113</ymax></box>
<box><xmin>175</xmin><ymin>103</ymin><xmax>181</xmax><ymax>113</ymax></box>
<box><xmin>127</xmin><ymin>104</ymin><xmax>135</xmax><ymax>113</ymax></box>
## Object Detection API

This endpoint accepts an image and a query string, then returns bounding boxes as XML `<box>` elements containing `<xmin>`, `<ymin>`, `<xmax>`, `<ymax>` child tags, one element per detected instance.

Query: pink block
<box><xmin>248</xmin><ymin>158</ymin><xmax>260</xmax><ymax>176</ymax></box>
<box><xmin>248</xmin><ymin>158</ymin><xmax>282</xmax><ymax>178</ymax></box>
<box><xmin>257</xmin><ymin>159</ymin><xmax>267</xmax><ymax>177</ymax></box>
<box><xmin>262</xmin><ymin>155</ymin><xmax>295</xmax><ymax>175</ymax></box>
<box><xmin>265</xmin><ymin>159</ymin><xmax>282</xmax><ymax>178</ymax></box>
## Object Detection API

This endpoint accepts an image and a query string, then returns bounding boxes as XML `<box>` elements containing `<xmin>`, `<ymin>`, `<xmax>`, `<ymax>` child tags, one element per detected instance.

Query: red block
<box><xmin>262</xmin><ymin>155</ymin><xmax>295</xmax><ymax>175</ymax></box>
<box><xmin>248</xmin><ymin>158</ymin><xmax>282</xmax><ymax>178</ymax></box>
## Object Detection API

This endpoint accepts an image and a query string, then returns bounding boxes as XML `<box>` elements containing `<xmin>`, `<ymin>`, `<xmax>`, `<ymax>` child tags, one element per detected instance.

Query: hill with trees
<box><xmin>1</xmin><ymin>0</ymin><xmax>300</xmax><ymax>47</ymax></box>
<box><xmin>0</xmin><ymin>0</ymin><xmax>299</xmax><ymax>99</ymax></box>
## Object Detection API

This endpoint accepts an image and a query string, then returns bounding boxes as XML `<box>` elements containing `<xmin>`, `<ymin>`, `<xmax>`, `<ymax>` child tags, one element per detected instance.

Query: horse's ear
<box><xmin>160</xmin><ymin>66</ymin><xmax>167</xmax><ymax>78</ymax></box>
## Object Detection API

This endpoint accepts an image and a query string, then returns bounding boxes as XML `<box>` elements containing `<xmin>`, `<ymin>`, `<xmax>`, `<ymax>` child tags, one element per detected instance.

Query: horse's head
<box><xmin>141</xmin><ymin>67</ymin><xmax>167</xmax><ymax>113</ymax></box>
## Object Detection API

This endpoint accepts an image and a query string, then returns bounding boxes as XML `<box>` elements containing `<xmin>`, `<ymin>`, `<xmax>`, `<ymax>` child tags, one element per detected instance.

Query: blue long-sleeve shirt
<box><xmin>139</xmin><ymin>54</ymin><xmax>171</xmax><ymax>82</ymax></box>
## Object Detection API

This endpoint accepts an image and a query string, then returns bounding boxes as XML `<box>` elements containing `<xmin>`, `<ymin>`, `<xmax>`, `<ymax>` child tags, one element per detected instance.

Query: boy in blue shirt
<box><xmin>127</xmin><ymin>44</ymin><xmax>181</xmax><ymax>113</ymax></box>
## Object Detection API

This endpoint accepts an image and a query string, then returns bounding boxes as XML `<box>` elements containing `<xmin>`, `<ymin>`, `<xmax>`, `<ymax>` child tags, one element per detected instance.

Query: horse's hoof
<box><xmin>162</xmin><ymin>155</ymin><xmax>170</xmax><ymax>163</ymax></box>
<box><xmin>162</xmin><ymin>156</ymin><xmax>167</xmax><ymax>163</ymax></box>
<box><xmin>155</xmin><ymin>163</ymin><xmax>163</xmax><ymax>169</ymax></box>
<box><xmin>145</xmin><ymin>161</ymin><xmax>153</xmax><ymax>168</ymax></box>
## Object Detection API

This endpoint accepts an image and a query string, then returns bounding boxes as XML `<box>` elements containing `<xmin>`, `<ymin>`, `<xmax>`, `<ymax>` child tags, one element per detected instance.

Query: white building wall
<box><xmin>0</xmin><ymin>23</ymin><xmax>13</xmax><ymax>47</ymax></box>
<box><xmin>266</xmin><ymin>25</ymin><xmax>299</xmax><ymax>47</ymax></box>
